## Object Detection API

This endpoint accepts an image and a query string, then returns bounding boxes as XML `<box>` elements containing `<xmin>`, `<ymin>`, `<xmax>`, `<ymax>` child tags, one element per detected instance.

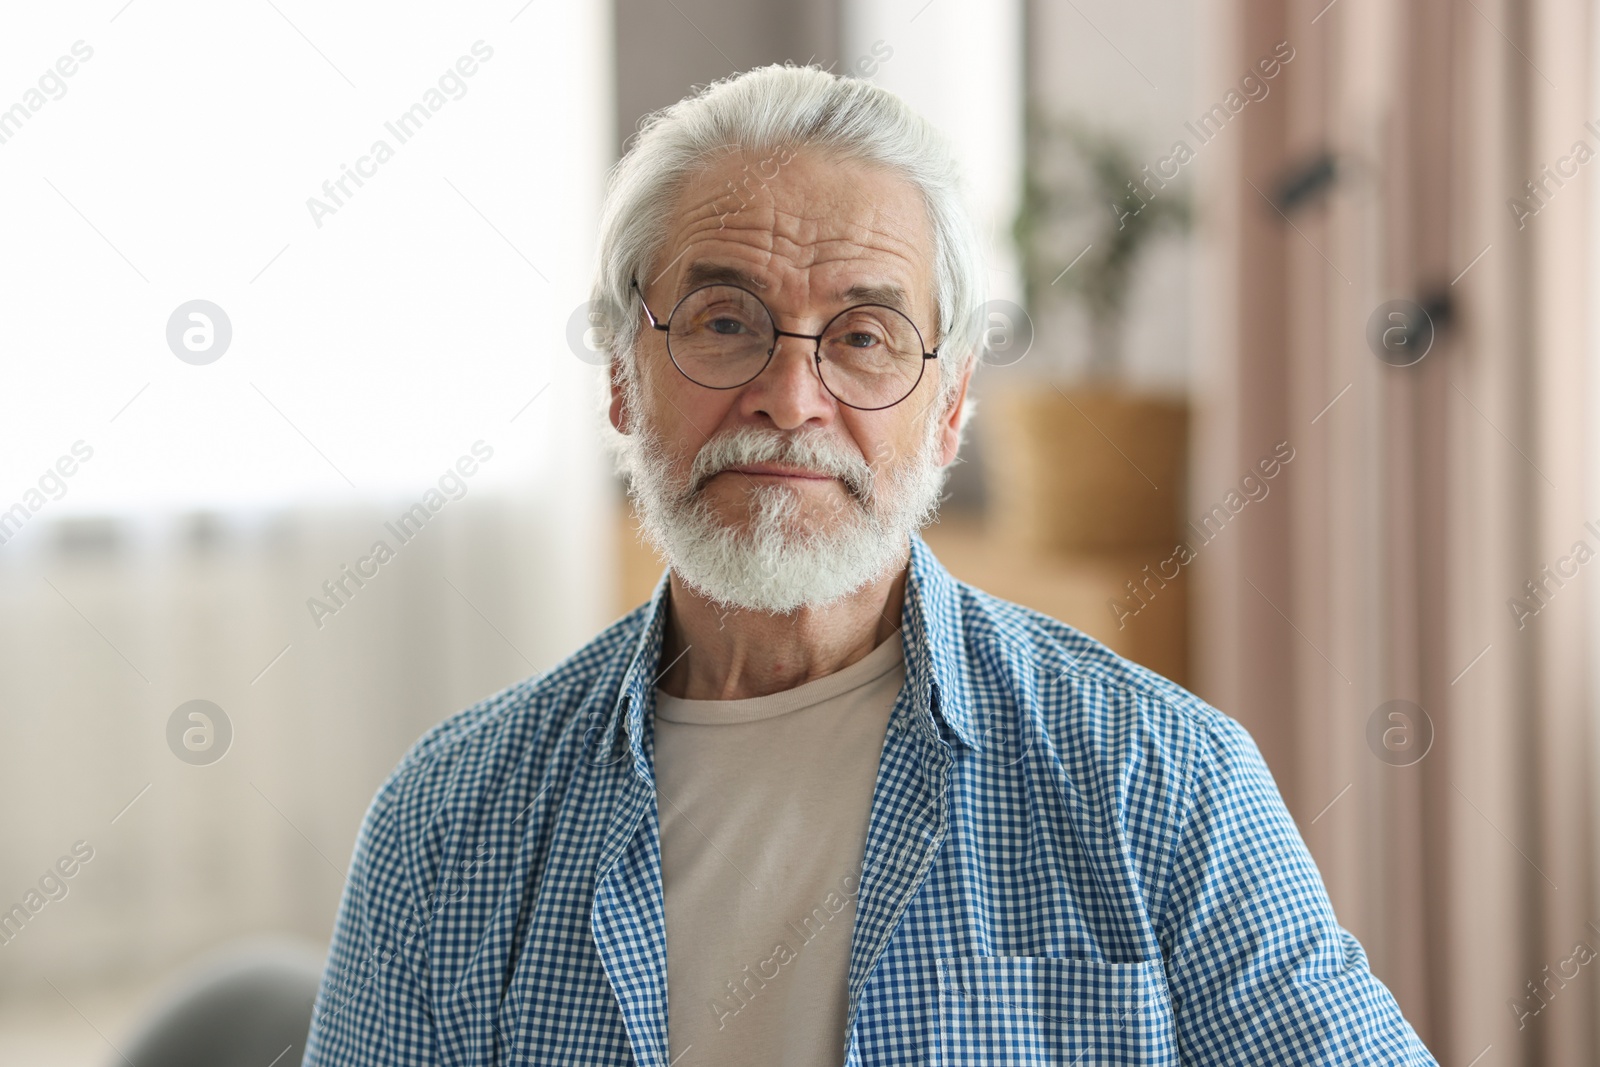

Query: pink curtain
<box><xmin>1193</xmin><ymin>0</ymin><xmax>1597</xmax><ymax>1062</ymax></box>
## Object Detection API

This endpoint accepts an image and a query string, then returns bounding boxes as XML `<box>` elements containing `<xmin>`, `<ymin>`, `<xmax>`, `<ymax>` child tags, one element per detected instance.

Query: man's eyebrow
<box><xmin>836</xmin><ymin>282</ymin><xmax>910</xmax><ymax>313</ymax></box>
<box><xmin>679</xmin><ymin>262</ymin><xmax>766</xmax><ymax>295</ymax></box>
<box><xmin>677</xmin><ymin>262</ymin><xmax>913</xmax><ymax>315</ymax></box>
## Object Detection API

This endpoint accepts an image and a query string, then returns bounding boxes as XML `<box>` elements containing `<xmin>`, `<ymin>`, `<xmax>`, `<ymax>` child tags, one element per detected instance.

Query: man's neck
<box><xmin>655</xmin><ymin>540</ymin><xmax>912</xmax><ymax>701</ymax></box>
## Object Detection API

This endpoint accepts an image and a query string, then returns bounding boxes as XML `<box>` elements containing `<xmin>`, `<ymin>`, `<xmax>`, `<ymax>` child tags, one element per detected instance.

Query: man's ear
<box><xmin>608</xmin><ymin>353</ymin><xmax>631</xmax><ymax>435</ymax></box>
<box><xmin>937</xmin><ymin>354</ymin><xmax>976</xmax><ymax>467</ymax></box>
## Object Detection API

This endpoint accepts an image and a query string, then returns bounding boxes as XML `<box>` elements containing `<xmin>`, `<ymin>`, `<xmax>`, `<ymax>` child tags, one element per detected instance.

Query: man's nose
<box><xmin>738</xmin><ymin>332</ymin><xmax>834</xmax><ymax>429</ymax></box>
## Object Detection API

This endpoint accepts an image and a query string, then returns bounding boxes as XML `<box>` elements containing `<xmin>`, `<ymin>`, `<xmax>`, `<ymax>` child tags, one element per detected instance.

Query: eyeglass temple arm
<box><xmin>631</xmin><ymin>278</ymin><xmax>670</xmax><ymax>332</ymax></box>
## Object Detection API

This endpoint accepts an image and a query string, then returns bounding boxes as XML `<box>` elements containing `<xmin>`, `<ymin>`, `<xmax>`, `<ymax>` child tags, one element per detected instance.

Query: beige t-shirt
<box><xmin>652</xmin><ymin>630</ymin><xmax>905</xmax><ymax>1067</ymax></box>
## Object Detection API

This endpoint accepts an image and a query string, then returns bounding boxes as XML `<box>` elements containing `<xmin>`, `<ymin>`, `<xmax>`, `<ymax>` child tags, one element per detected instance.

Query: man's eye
<box><xmin>709</xmin><ymin>318</ymin><xmax>746</xmax><ymax>335</ymax></box>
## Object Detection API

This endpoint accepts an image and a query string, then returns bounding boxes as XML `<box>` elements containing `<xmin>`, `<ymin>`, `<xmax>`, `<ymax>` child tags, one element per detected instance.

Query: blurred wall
<box><xmin>614</xmin><ymin>0</ymin><xmax>843</xmax><ymax>156</ymax></box>
<box><xmin>1020</xmin><ymin>0</ymin><xmax>1198</xmax><ymax>389</ymax></box>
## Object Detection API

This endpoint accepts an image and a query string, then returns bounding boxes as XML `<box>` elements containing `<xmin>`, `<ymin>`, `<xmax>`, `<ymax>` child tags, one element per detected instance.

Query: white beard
<box><xmin>617</xmin><ymin>378</ymin><xmax>948</xmax><ymax>615</ymax></box>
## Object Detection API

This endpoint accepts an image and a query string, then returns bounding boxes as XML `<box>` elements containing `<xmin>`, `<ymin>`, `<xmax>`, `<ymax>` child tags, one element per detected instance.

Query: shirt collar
<box><xmin>598</xmin><ymin>531</ymin><xmax>983</xmax><ymax>772</ymax></box>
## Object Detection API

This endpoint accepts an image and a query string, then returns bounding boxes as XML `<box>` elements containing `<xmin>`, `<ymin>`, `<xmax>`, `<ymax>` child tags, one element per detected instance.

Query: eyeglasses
<box><xmin>631</xmin><ymin>277</ymin><xmax>939</xmax><ymax>411</ymax></box>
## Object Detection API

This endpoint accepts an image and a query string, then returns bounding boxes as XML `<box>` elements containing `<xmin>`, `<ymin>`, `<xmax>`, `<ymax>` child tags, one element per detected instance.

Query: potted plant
<box><xmin>985</xmin><ymin>110</ymin><xmax>1193</xmax><ymax>554</ymax></box>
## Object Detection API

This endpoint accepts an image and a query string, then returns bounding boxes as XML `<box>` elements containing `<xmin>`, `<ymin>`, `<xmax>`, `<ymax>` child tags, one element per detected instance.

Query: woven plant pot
<box><xmin>982</xmin><ymin>384</ymin><xmax>1189</xmax><ymax>553</ymax></box>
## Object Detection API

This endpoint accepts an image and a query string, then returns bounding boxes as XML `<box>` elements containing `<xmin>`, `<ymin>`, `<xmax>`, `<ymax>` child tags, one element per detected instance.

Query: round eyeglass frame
<box><xmin>630</xmin><ymin>277</ymin><xmax>939</xmax><ymax>412</ymax></box>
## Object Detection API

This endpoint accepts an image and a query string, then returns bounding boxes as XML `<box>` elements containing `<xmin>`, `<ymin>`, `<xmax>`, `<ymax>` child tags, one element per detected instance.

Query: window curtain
<box><xmin>1192</xmin><ymin>0</ymin><xmax>1597</xmax><ymax>1062</ymax></box>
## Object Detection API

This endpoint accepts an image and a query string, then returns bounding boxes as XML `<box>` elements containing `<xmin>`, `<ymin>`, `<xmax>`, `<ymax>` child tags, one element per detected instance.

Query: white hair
<box><xmin>590</xmin><ymin>62</ymin><xmax>986</xmax><ymax>454</ymax></box>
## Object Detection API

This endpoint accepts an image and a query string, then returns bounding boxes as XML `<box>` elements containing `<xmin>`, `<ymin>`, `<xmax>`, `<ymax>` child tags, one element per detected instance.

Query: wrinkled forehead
<box><xmin>650</xmin><ymin>146</ymin><xmax>939</xmax><ymax>327</ymax></box>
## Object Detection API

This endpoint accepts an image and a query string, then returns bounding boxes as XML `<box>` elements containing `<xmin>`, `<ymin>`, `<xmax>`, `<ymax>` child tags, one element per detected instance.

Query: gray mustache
<box><xmin>690</xmin><ymin>430</ymin><xmax>874</xmax><ymax>498</ymax></box>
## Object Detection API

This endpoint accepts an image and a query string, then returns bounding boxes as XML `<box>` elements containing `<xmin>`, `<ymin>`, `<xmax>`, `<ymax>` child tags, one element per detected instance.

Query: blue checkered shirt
<box><xmin>301</xmin><ymin>532</ymin><xmax>1437</xmax><ymax>1065</ymax></box>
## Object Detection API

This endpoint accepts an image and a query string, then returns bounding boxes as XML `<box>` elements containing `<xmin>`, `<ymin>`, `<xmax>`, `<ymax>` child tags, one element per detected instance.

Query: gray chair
<box><xmin>113</xmin><ymin>936</ymin><xmax>326</xmax><ymax>1067</ymax></box>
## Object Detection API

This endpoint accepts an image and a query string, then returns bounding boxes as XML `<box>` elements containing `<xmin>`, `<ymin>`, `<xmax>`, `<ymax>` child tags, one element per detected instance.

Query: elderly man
<box><xmin>303</xmin><ymin>64</ymin><xmax>1436</xmax><ymax>1066</ymax></box>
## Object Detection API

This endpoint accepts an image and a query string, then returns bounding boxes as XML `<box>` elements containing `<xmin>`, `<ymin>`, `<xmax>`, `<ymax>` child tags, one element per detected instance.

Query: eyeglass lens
<box><xmin>665</xmin><ymin>284</ymin><xmax>926</xmax><ymax>409</ymax></box>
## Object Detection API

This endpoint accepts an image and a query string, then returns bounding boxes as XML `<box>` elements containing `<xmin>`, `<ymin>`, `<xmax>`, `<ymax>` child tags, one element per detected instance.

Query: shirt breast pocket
<box><xmin>935</xmin><ymin>955</ymin><xmax>1178</xmax><ymax>1067</ymax></box>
